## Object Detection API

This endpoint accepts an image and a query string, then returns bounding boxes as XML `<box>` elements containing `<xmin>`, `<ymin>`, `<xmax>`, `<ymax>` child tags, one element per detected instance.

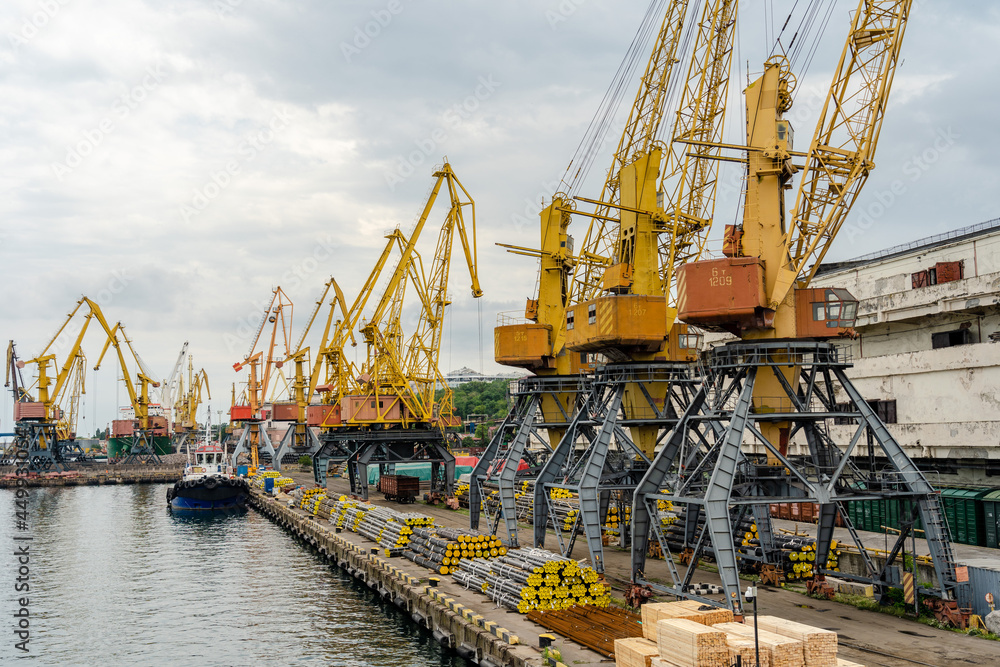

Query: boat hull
<box><xmin>168</xmin><ymin>476</ymin><xmax>249</xmax><ymax>511</ymax></box>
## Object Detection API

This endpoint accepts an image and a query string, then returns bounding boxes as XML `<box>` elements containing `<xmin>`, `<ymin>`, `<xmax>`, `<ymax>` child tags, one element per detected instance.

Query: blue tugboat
<box><xmin>167</xmin><ymin>442</ymin><xmax>248</xmax><ymax>510</ymax></box>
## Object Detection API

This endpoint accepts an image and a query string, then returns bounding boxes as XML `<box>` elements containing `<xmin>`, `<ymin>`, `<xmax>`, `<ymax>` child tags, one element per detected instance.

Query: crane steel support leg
<box><xmin>751</xmin><ymin>502</ymin><xmax>777</xmax><ymax>563</ymax></box>
<box><xmin>273</xmin><ymin>424</ymin><xmax>321</xmax><ymax>472</ymax></box>
<box><xmin>533</xmin><ymin>406</ymin><xmax>583</xmax><ymax>549</ymax></box>
<box><xmin>469</xmin><ymin>413</ymin><xmax>510</xmax><ymax>531</ymax></box>
<box><xmin>833</xmin><ymin>367</ymin><xmax>963</xmax><ymax>600</ymax></box>
<box><xmin>703</xmin><ymin>367</ymin><xmax>757</xmax><ymax>618</ymax></box>
<box><xmin>229</xmin><ymin>428</ymin><xmax>251</xmax><ymax>469</ymax></box>
<box><xmin>631</xmin><ymin>385</ymin><xmax>709</xmax><ymax>578</ymax></box>
<box><xmin>577</xmin><ymin>387</ymin><xmax>625</xmax><ymax>572</ymax></box>
<box><xmin>495</xmin><ymin>401</ymin><xmax>540</xmax><ymax>546</ymax></box>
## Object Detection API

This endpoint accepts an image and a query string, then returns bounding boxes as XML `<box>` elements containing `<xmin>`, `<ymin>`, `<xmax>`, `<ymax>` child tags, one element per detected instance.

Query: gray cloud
<box><xmin>1</xmin><ymin>0</ymin><xmax>993</xmax><ymax>433</ymax></box>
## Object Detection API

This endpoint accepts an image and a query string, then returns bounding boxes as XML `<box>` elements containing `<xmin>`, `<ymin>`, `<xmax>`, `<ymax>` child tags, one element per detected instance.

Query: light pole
<box><xmin>745</xmin><ymin>585</ymin><xmax>760</xmax><ymax>667</ymax></box>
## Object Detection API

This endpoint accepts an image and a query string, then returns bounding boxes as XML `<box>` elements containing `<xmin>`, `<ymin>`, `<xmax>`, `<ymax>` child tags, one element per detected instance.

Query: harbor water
<box><xmin>0</xmin><ymin>483</ymin><xmax>473</xmax><ymax>666</ymax></box>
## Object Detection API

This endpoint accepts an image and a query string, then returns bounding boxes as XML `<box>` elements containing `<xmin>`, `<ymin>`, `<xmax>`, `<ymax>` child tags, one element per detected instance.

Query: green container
<box><xmin>939</xmin><ymin>488</ymin><xmax>991</xmax><ymax>546</ymax></box>
<box><xmin>982</xmin><ymin>490</ymin><xmax>1000</xmax><ymax>549</ymax></box>
<box><xmin>107</xmin><ymin>436</ymin><xmax>171</xmax><ymax>458</ymax></box>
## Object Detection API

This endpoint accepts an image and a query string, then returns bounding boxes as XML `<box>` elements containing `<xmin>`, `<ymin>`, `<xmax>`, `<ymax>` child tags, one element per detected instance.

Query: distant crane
<box><xmin>230</xmin><ymin>287</ymin><xmax>293</xmax><ymax>471</ymax></box>
<box><xmin>310</xmin><ymin>161</ymin><xmax>482</xmax><ymax>499</ymax></box>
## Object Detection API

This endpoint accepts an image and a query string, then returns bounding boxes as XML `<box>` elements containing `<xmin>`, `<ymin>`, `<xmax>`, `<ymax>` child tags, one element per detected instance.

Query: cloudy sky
<box><xmin>1</xmin><ymin>0</ymin><xmax>996</xmax><ymax>435</ymax></box>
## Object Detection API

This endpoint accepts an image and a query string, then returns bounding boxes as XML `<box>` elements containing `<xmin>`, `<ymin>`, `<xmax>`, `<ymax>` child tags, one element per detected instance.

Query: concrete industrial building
<box><xmin>808</xmin><ymin>218</ymin><xmax>1000</xmax><ymax>484</ymax></box>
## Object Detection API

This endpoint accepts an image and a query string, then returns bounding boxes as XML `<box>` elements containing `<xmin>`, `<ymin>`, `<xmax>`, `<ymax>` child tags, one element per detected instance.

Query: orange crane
<box><xmin>271</xmin><ymin>277</ymin><xmax>351</xmax><ymax>471</ymax></box>
<box><xmin>230</xmin><ymin>287</ymin><xmax>293</xmax><ymax>472</ymax></box>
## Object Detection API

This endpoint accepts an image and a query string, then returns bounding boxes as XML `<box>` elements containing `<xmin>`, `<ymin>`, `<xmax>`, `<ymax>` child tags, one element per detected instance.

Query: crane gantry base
<box><xmin>630</xmin><ymin>341</ymin><xmax>967</xmax><ymax>620</ymax></box>
<box><xmin>272</xmin><ymin>423</ymin><xmax>322</xmax><ymax>472</ymax></box>
<box><xmin>344</xmin><ymin>429</ymin><xmax>455</xmax><ymax>502</ymax></box>
<box><xmin>229</xmin><ymin>421</ymin><xmax>275</xmax><ymax>469</ymax></box>
<box><xmin>470</xmin><ymin>374</ymin><xmax>590</xmax><ymax>547</ymax></box>
<box><xmin>531</xmin><ymin>362</ymin><xmax>701</xmax><ymax>574</ymax></box>
<box><xmin>5</xmin><ymin>422</ymin><xmax>66</xmax><ymax>472</ymax></box>
<box><xmin>120</xmin><ymin>430</ymin><xmax>163</xmax><ymax>465</ymax></box>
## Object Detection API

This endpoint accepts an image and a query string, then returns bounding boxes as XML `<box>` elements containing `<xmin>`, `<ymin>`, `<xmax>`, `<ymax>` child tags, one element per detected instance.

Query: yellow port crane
<box><xmin>95</xmin><ymin>322</ymin><xmax>163</xmax><ymax>464</ymax></box>
<box><xmin>230</xmin><ymin>286</ymin><xmax>293</xmax><ymax>471</ymax></box>
<box><xmin>271</xmin><ymin>276</ymin><xmax>352</xmax><ymax>470</ymax></box>
<box><xmin>8</xmin><ymin>298</ymin><xmax>119</xmax><ymax>468</ymax></box>
<box><xmin>477</xmin><ymin>2</ymin><xmax>738</xmax><ymax>566</ymax></box>
<box><xmin>480</xmin><ymin>0</ymin><xmax>718</xmax><ymax>548</ymax></box>
<box><xmin>173</xmin><ymin>354</ymin><xmax>210</xmax><ymax>449</ymax></box>
<box><xmin>629</xmin><ymin>1</ymin><xmax>966</xmax><ymax>624</ymax></box>
<box><xmin>310</xmin><ymin>161</ymin><xmax>482</xmax><ymax>498</ymax></box>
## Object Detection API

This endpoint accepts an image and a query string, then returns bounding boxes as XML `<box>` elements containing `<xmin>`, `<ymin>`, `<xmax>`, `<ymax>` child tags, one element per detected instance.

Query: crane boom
<box><xmin>772</xmin><ymin>0</ymin><xmax>911</xmax><ymax>308</ymax></box>
<box><xmin>572</xmin><ymin>1</ymin><xmax>692</xmax><ymax>303</ymax></box>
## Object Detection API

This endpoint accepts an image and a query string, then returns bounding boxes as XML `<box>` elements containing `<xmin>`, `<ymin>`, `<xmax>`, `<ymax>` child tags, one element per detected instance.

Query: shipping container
<box><xmin>13</xmin><ymin>402</ymin><xmax>46</xmax><ymax>420</ymax></box>
<box><xmin>982</xmin><ymin>490</ymin><xmax>1000</xmax><ymax>549</ymax></box>
<box><xmin>270</xmin><ymin>402</ymin><xmax>298</xmax><ymax>421</ymax></box>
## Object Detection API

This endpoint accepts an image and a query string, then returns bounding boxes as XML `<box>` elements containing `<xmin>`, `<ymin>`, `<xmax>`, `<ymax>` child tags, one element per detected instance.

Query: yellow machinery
<box><xmin>471</xmin><ymin>2</ymin><xmax>737</xmax><ymax>563</ymax></box>
<box><xmin>95</xmin><ymin>322</ymin><xmax>163</xmax><ymax>463</ymax></box>
<box><xmin>172</xmin><ymin>354</ymin><xmax>210</xmax><ymax>451</ymax></box>
<box><xmin>628</xmin><ymin>1</ymin><xmax>967</xmax><ymax>624</ymax></box>
<box><xmin>270</xmin><ymin>276</ymin><xmax>352</xmax><ymax>470</ymax></box>
<box><xmin>7</xmin><ymin>297</ymin><xmax>161</xmax><ymax>469</ymax></box>
<box><xmin>230</xmin><ymin>287</ymin><xmax>293</xmax><ymax>470</ymax></box>
<box><xmin>310</xmin><ymin>161</ymin><xmax>482</xmax><ymax>498</ymax></box>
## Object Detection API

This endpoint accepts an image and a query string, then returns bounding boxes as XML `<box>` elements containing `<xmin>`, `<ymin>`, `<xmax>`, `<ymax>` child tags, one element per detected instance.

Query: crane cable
<box><xmin>556</xmin><ymin>0</ymin><xmax>671</xmax><ymax>196</ymax></box>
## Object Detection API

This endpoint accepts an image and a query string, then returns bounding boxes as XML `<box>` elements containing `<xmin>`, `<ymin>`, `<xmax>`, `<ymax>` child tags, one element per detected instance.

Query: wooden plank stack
<box><xmin>614</xmin><ymin>607</ymin><xmax>861</xmax><ymax>667</ymax></box>
<box><xmin>654</xmin><ymin>619</ymin><xmax>731</xmax><ymax>667</ymax></box>
<box><xmin>614</xmin><ymin>637</ymin><xmax>660</xmax><ymax>667</ymax></box>
<box><xmin>725</xmin><ymin>636</ymin><xmax>771</xmax><ymax>667</ymax></box>
<box><xmin>715</xmin><ymin>622</ymin><xmax>805</xmax><ymax>667</ymax></box>
<box><xmin>754</xmin><ymin>616</ymin><xmax>838</xmax><ymax>667</ymax></box>
<box><xmin>641</xmin><ymin>601</ymin><xmax>734</xmax><ymax>641</ymax></box>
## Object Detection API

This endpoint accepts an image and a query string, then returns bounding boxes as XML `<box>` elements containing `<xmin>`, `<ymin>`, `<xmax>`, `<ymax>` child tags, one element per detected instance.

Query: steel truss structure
<box><xmin>119</xmin><ymin>429</ymin><xmax>163</xmax><ymax>465</ymax></box>
<box><xmin>229</xmin><ymin>421</ymin><xmax>275</xmax><ymax>468</ymax></box>
<box><xmin>631</xmin><ymin>341</ymin><xmax>967</xmax><ymax>618</ymax></box>
<box><xmin>530</xmin><ymin>363</ymin><xmax>700</xmax><ymax>573</ymax></box>
<box><xmin>469</xmin><ymin>375</ymin><xmax>589</xmax><ymax>546</ymax></box>
<box><xmin>272</xmin><ymin>422</ymin><xmax>322</xmax><ymax>471</ymax></box>
<box><xmin>312</xmin><ymin>428</ymin><xmax>454</xmax><ymax>502</ymax></box>
<box><xmin>5</xmin><ymin>422</ymin><xmax>65</xmax><ymax>471</ymax></box>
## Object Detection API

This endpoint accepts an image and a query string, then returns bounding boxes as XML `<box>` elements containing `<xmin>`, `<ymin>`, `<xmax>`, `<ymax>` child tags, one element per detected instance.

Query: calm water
<box><xmin>0</xmin><ymin>484</ymin><xmax>472</xmax><ymax>666</ymax></box>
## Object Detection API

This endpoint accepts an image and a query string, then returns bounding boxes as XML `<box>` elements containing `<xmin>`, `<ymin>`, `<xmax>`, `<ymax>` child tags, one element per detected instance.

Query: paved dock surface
<box><xmin>284</xmin><ymin>472</ymin><xmax>998</xmax><ymax>667</ymax></box>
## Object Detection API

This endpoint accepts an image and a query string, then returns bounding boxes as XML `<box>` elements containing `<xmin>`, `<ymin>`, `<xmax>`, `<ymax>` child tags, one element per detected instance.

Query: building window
<box><xmin>588</xmin><ymin>304</ymin><xmax>597</xmax><ymax>325</ymax></box>
<box><xmin>834</xmin><ymin>399</ymin><xmax>896</xmax><ymax>424</ymax></box>
<box><xmin>931</xmin><ymin>329</ymin><xmax>972</xmax><ymax>349</ymax></box>
<box><xmin>566</xmin><ymin>312</ymin><xmax>574</xmax><ymax>331</ymax></box>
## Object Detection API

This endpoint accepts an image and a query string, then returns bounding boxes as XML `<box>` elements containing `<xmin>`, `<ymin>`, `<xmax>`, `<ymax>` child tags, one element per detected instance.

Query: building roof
<box><xmin>816</xmin><ymin>217</ymin><xmax>1000</xmax><ymax>277</ymax></box>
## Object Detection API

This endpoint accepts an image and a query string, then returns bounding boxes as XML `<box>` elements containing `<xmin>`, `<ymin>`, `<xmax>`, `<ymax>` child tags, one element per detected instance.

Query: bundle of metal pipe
<box><xmin>402</xmin><ymin>526</ymin><xmax>505</xmax><ymax>574</ymax></box>
<box><xmin>354</xmin><ymin>506</ymin><xmax>435</xmax><ymax>549</ymax></box>
<box><xmin>739</xmin><ymin>523</ymin><xmax>841</xmax><ymax>580</ymax></box>
<box><xmin>451</xmin><ymin>547</ymin><xmax>611</xmax><ymax>613</ymax></box>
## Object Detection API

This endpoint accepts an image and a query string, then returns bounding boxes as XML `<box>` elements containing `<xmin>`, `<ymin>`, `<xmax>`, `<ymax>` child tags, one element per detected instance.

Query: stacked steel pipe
<box><xmin>452</xmin><ymin>547</ymin><xmax>611</xmax><ymax>613</ymax></box>
<box><xmin>738</xmin><ymin>524</ymin><xmax>841</xmax><ymax>580</ymax></box>
<box><xmin>402</xmin><ymin>526</ymin><xmax>506</xmax><ymax>574</ymax></box>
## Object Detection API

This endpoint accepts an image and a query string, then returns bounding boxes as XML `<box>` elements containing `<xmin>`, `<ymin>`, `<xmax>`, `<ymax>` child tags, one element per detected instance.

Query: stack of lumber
<box><xmin>755</xmin><ymin>616</ymin><xmax>837</xmax><ymax>667</ymax></box>
<box><xmin>641</xmin><ymin>601</ymin><xmax>733</xmax><ymax>640</ymax></box>
<box><xmin>614</xmin><ymin>637</ymin><xmax>659</xmax><ymax>667</ymax></box>
<box><xmin>653</xmin><ymin>619</ymin><xmax>730</xmax><ymax>667</ymax></box>
<box><xmin>724</xmin><ymin>636</ymin><xmax>771</xmax><ymax>667</ymax></box>
<box><xmin>715</xmin><ymin>622</ymin><xmax>804</xmax><ymax>667</ymax></box>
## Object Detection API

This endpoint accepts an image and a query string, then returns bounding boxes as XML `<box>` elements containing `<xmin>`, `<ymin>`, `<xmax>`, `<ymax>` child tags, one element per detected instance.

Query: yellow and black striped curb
<box><xmin>423</xmin><ymin>586</ymin><xmax>520</xmax><ymax>645</ymax></box>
